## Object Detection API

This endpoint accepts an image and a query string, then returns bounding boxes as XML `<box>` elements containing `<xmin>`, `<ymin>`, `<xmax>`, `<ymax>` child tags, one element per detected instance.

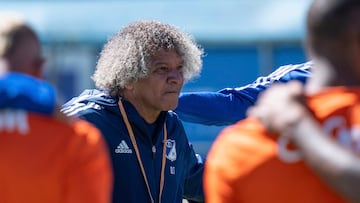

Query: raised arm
<box><xmin>175</xmin><ymin>62</ymin><xmax>312</xmax><ymax>126</ymax></box>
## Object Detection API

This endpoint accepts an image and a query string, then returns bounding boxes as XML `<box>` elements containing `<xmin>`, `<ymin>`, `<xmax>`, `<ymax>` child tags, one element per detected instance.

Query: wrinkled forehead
<box><xmin>149</xmin><ymin>48</ymin><xmax>182</xmax><ymax>62</ymax></box>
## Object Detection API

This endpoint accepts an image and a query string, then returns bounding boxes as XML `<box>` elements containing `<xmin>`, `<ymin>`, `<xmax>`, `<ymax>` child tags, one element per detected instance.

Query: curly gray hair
<box><xmin>92</xmin><ymin>20</ymin><xmax>204</xmax><ymax>97</ymax></box>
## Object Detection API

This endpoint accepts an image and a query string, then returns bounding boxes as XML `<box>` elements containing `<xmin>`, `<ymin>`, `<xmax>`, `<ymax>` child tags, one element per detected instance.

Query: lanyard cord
<box><xmin>118</xmin><ymin>99</ymin><xmax>167</xmax><ymax>203</ymax></box>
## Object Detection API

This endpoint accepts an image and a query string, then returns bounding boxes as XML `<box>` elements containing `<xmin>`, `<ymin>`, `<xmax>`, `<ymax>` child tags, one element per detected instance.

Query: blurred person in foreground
<box><xmin>62</xmin><ymin>20</ymin><xmax>205</xmax><ymax>203</ymax></box>
<box><xmin>0</xmin><ymin>12</ymin><xmax>55</xmax><ymax>114</ymax></box>
<box><xmin>204</xmin><ymin>0</ymin><xmax>360</xmax><ymax>202</ymax></box>
<box><xmin>0</xmin><ymin>12</ymin><xmax>113</xmax><ymax>203</ymax></box>
<box><xmin>248</xmin><ymin>1</ymin><xmax>360</xmax><ymax>202</ymax></box>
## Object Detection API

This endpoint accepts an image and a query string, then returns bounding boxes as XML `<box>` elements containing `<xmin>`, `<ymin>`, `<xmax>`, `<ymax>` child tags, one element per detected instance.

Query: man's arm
<box><xmin>176</xmin><ymin>91</ymin><xmax>253</xmax><ymax>126</ymax></box>
<box><xmin>183</xmin><ymin>144</ymin><xmax>205</xmax><ymax>203</ymax></box>
<box><xmin>175</xmin><ymin>62</ymin><xmax>312</xmax><ymax>126</ymax></box>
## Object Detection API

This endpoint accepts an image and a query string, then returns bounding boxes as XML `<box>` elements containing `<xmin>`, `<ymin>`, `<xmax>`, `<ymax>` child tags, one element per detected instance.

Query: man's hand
<box><xmin>247</xmin><ymin>81</ymin><xmax>307</xmax><ymax>135</ymax></box>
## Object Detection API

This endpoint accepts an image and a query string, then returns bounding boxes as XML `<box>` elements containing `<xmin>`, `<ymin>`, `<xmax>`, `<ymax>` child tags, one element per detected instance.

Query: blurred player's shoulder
<box><xmin>53</xmin><ymin>110</ymin><xmax>103</xmax><ymax>140</ymax></box>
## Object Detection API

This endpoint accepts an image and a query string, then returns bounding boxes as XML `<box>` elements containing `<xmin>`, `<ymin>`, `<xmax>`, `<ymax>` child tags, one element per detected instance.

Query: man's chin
<box><xmin>163</xmin><ymin>101</ymin><xmax>178</xmax><ymax>111</ymax></box>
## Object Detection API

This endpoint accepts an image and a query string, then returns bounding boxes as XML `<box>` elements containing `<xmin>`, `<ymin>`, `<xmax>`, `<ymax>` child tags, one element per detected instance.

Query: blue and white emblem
<box><xmin>166</xmin><ymin>139</ymin><xmax>177</xmax><ymax>162</ymax></box>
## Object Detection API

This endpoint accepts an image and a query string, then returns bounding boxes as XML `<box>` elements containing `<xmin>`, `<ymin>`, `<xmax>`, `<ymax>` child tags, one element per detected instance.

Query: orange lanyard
<box><xmin>118</xmin><ymin>99</ymin><xmax>167</xmax><ymax>203</ymax></box>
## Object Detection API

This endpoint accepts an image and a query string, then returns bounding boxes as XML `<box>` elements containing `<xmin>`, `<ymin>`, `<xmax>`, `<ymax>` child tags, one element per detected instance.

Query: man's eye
<box><xmin>155</xmin><ymin>66</ymin><xmax>168</xmax><ymax>73</ymax></box>
<box><xmin>177</xmin><ymin>65</ymin><xmax>184</xmax><ymax>72</ymax></box>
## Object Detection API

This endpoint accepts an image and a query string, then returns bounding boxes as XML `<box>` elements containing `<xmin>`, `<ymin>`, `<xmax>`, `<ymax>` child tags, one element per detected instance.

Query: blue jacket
<box><xmin>62</xmin><ymin>90</ymin><xmax>204</xmax><ymax>203</ymax></box>
<box><xmin>175</xmin><ymin>61</ymin><xmax>312</xmax><ymax>126</ymax></box>
<box><xmin>0</xmin><ymin>73</ymin><xmax>56</xmax><ymax>114</ymax></box>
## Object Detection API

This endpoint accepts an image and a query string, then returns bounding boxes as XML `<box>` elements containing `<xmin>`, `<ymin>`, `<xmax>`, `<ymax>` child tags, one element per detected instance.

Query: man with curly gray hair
<box><xmin>62</xmin><ymin>20</ymin><xmax>205</xmax><ymax>203</ymax></box>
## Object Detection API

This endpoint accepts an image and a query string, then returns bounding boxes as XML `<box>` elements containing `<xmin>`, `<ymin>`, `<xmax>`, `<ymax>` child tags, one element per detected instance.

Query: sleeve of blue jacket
<box><xmin>175</xmin><ymin>61</ymin><xmax>313</xmax><ymax>126</ymax></box>
<box><xmin>183</xmin><ymin>146</ymin><xmax>204</xmax><ymax>203</ymax></box>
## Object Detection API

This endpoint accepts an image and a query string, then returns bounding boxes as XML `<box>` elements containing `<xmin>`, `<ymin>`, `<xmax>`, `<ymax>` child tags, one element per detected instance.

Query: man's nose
<box><xmin>168</xmin><ymin>68</ymin><xmax>183</xmax><ymax>84</ymax></box>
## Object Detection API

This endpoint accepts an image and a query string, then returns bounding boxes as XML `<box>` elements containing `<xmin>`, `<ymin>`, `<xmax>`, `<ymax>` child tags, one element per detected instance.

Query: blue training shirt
<box><xmin>175</xmin><ymin>61</ymin><xmax>312</xmax><ymax>126</ymax></box>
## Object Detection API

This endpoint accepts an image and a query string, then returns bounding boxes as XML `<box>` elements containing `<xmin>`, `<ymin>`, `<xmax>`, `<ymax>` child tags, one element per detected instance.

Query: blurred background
<box><xmin>1</xmin><ymin>0</ymin><xmax>312</xmax><ymax>157</ymax></box>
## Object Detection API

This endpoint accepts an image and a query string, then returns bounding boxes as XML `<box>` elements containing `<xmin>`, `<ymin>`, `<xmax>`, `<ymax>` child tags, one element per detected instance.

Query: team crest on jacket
<box><xmin>166</xmin><ymin>139</ymin><xmax>177</xmax><ymax>162</ymax></box>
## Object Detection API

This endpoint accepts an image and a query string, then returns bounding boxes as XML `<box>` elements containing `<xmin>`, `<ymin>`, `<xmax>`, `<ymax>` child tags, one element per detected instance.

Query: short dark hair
<box><xmin>306</xmin><ymin>0</ymin><xmax>360</xmax><ymax>60</ymax></box>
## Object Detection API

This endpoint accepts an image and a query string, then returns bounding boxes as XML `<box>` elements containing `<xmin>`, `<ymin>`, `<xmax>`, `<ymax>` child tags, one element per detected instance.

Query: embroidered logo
<box><xmin>115</xmin><ymin>140</ymin><xmax>132</xmax><ymax>154</ymax></box>
<box><xmin>166</xmin><ymin>139</ymin><xmax>177</xmax><ymax>162</ymax></box>
<box><xmin>170</xmin><ymin>166</ymin><xmax>176</xmax><ymax>175</ymax></box>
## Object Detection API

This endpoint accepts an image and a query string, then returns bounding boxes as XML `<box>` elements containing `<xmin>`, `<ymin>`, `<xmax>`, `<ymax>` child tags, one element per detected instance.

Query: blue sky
<box><xmin>0</xmin><ymin>0</ymin><xmax>312</xmax><ymax>43</ymax></box>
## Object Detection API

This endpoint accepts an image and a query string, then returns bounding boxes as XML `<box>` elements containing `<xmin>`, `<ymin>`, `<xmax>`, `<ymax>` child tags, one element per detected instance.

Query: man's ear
<box><xmin>31</xmin><ymin>56</ymin><xmax>45</xmax><ymax>78</ymax></box>
<box><xmin>357</xmin><ymin>30</ymin><xmax>360</xmax><ymax>53</ymax></box>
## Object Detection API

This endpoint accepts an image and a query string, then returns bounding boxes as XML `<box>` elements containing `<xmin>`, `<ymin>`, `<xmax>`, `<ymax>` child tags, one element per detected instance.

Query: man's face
<box><xmin>13</xmin><ymin>35</ymin><xmax>44</xmax><ymax>78</ymax></box>
<box><xmin>130</xmin><ymin>49</ymin><xmax>184</xmax><ymax>113</ymax></box>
